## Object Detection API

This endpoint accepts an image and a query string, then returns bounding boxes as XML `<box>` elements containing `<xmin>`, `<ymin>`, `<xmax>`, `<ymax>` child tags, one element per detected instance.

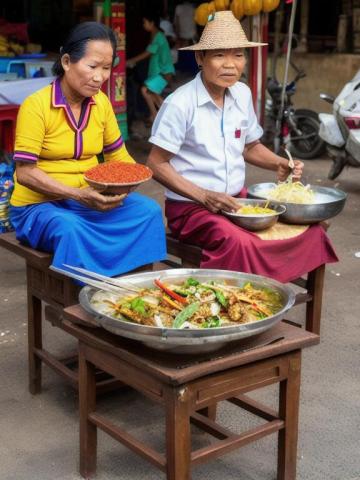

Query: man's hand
<box><xmin>277</xmin><ymin>159</ymin><xmax>304</xmax><ymax>182</ymax></box>
<box><xmin>76</xmin><ymin>188</ymin><xmax>127</xmax><ymax>211</ymax></box>
<box><xmin>201</xmin><ymin>190</ymin><xmax>240</xmax><ymax>214</ymax></box>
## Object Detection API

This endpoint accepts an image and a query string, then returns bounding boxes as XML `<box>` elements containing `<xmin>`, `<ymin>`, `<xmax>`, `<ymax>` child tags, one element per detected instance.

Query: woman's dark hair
<box><xmin>52</xmin><ymin>22</ymin><xmax>117</xmax><ymax>77</ymax></box>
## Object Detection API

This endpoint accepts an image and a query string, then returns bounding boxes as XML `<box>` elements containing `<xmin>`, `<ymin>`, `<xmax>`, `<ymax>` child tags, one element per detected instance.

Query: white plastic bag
<box><xmin>318</xmin><ymin>113</ymin><xmax>345</xmax><ymax>147</ymax></box>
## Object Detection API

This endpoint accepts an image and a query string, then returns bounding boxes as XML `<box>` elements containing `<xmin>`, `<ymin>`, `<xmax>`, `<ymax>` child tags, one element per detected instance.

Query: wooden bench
<box><xmin>165</xmin><ymin>232</ymin><xmax>325</xmax><ymax>336</ymax></box>
<box><xmin>0</xmin><ymin>228</ymin><xmax>325</xmax><ymax>394</ymax></box>
<box><xmin>0</xmin><ymin>231</ymin><xmax>150</xmax><ymax>395</ymax></box>
<box><xmin>0</xmin><ymin>232</ymin><xmax>80</xmax><ymax>394</ymax></box>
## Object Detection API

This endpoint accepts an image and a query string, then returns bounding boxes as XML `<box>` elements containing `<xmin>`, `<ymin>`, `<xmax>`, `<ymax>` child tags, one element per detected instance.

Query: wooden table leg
<box><xmin>165</xmin><ymin>386</ymin><xmax>191</xmax><ymax>480</ymax></box>
<box><xmin>305</xmin><ymin>264</ymin><xmax>325</xmax><ymax>335</ymax></box>
<box><xmin>277</xmin><ymin>351</ymin><xmax>301</xmax><ymax>480</ymax></box>
<box><xmin>79</xmin><ymin>343</ymin><xmax>97</xmax><ymax>479</ymax></box>
<box><xmin>27</xmin><ymin>289</ymin><xmax>42</xmax><ymax>395</ymax></box>
<box><xmin>197</xmin><ymin>404</ymin><xmax>217</xmax><ymax>421</ymax></box>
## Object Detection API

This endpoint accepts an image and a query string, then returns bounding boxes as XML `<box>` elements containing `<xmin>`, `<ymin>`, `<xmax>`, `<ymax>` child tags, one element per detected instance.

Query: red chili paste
<box><xmin>85</xmin><ymin>162</ymin><xmax>152</xmax><ymax>184</ymax></box>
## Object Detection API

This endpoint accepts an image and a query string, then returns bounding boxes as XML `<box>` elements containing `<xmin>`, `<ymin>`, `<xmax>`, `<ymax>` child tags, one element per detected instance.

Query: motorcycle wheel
<box><xmin>289</xmin><ymin>109</ymin><xmax>326</xmax><ymax>159</ymax></box>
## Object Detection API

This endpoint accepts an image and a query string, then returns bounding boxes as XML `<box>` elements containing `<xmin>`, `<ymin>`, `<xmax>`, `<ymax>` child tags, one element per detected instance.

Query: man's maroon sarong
<box><xmin>165</xmin><ymin>200</ymin><xmax>338</xmax><ymax>283</ymax></box>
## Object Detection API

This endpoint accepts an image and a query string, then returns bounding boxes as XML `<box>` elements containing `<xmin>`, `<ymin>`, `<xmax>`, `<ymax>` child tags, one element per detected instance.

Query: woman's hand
<box><xmin>277</xmin><ymin>159</ymin><xmax>304</xmax><ymax>182</ymax></box>
<box><xmin>201</xmin><ymin>190</ymin><xmax>240</xmax><ymax>214</ymax></box>
<box><xmin>76</xmin><ymin>188</ymin><xmax>127</xmax><ymax>211</ymax></box>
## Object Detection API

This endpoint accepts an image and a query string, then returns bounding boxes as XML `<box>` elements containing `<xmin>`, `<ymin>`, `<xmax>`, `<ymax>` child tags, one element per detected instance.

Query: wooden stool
<box><xmin>62</xmin><ymin>304</ymin><xmax>319</xmax><ymax>480</ymax></box>
<box><xmin>0</xmin><ymin>232</ymin><xmax>150</xmax><ymax>394</ymax></box>
<box><xmin>165</xmin><ymin>232</ymin><xmax>325</xmax><ymax>335</ymax></box>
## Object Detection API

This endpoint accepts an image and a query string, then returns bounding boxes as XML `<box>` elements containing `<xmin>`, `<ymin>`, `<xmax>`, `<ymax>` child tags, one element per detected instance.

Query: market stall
<box><xmin>0</xmin><ymin>18</ymin><xmax>55</xmax><ymax>233</ymax></box>
<box><xmin>102</xmin><ymin>1</ymin><xmax>128</xmax><ymax>139</ymax></box>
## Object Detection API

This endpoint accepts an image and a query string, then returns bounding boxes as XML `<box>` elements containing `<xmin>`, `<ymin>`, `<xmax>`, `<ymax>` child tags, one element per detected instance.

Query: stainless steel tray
<box><xmin>79</xmin><ymin>269</ymin><xmax>295</xmax><ymax>354</ymax></box>
<box><xmin>247</xmin><ymin>182</ymin><xmax>347</xmax><ymax>224</ymax></box>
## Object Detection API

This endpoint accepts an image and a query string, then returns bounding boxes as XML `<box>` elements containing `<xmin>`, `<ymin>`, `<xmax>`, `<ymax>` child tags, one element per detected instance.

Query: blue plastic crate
<box><xmin>0</xmin><ymin>58</ymin><xmax>13</xmax><ymax>73</ymax></box>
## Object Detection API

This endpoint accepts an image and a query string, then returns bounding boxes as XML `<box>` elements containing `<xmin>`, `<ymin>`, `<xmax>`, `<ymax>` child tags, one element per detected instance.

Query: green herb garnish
<box><xmin>130</xmin><ymin>298</ymin><xmax>146</xmax><ymax>316</ymax></box>
<box><xmin>185</xmin><ymin>277</ymin><xmax>199</xmax><ymax>287</ymax></box>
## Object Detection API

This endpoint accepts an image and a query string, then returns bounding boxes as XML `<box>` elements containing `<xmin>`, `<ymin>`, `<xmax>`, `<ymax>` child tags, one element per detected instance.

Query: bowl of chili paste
<box><xmin>84</xmin><ymin>161</ymin><xmax>153</xmax><ymax>194</ymax></box>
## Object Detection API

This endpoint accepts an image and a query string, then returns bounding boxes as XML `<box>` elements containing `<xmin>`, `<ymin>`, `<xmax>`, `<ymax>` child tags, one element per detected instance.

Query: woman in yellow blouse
<box><xmin>10</xmin><ymin>22</ymin><xmax>166</xmax><ymax>275</ymax></box>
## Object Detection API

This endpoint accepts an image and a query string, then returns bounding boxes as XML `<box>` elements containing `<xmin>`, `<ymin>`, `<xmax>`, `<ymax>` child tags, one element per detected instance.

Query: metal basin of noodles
<box><xmin>79</xmin><ymin>269</ymin><xmax>296</xmax><ymax>354</ymax></box>
<box><xmin>222</xmin><ymin>199</ymin><xmax>286</xmax><ymax>231</ymax></box>
<box><xmin>247</xmin><ymin>182</ymin><xmax>347</xmax><ymax>224</ymax></box>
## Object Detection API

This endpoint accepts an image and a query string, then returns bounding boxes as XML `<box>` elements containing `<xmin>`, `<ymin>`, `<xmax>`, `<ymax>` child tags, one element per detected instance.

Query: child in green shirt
<box><xmin>127</xmin><ymin>12</ymin><xmax>175</xmax><ymax>124</ymax></box>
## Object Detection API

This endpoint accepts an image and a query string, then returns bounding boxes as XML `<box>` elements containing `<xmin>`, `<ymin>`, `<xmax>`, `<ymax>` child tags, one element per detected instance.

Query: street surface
<box><xmin>0</xmin><ymin>145</ymin><xmax>359</xmax><ymax>480</ymax></box>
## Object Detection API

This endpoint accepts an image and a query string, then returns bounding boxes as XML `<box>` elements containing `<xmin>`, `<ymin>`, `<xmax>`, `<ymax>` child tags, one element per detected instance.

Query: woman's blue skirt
<box><xmin>10</xmin><ymin>192</ymin><xmax>166</xmax><ymax>276</ymax></box>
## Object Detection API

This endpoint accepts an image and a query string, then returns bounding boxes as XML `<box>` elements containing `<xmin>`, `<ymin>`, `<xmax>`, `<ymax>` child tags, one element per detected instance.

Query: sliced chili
<box><xmin>85</xmin><ymin>161</ymin><xmax>152</xmax><ymax>184</ymax></box>
<box><xmin>154</xmin><ymin>279</ymin><xmax>188</xmax><ymax>304</ymax></box>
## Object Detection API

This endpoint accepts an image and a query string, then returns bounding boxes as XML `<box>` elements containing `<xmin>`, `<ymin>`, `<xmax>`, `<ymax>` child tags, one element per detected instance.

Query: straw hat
<box><xmin>180</xmin><ymin>10</ymin><xmax>267</xmax><ymax>50</ymax></box>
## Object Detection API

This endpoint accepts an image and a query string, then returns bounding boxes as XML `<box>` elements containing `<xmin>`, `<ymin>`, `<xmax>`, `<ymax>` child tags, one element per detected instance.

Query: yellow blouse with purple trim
<box><xmin>11</xmin><ymin>78</ymin><xmax>134</xmax><ymax>207</ymax></box>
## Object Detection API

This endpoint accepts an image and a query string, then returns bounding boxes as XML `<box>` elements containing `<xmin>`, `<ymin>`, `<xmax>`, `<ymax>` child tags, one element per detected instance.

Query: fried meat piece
<box><xmin>228</xmin><ymin>303</ymin><xmax>248</xmax><ymax>323</ymax></box>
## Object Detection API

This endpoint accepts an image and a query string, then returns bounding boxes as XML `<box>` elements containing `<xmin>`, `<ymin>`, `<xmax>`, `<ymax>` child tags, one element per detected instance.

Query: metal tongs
<box><xmin>50</xmin><ymin>264</ymin><xmax>141</xmax><ymax>294</ymax></box>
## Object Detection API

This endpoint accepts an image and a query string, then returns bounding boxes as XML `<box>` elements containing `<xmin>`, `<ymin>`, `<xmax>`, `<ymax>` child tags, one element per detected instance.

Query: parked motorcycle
<box><xmin>264</xmin><ymin>69</ymin><xmax>326</xmax><ymax>159</ymax></box>
<box><xmin>319</xmin><ymin>70</ymin><xmax>360</xmax><ymax>180</ymax></box>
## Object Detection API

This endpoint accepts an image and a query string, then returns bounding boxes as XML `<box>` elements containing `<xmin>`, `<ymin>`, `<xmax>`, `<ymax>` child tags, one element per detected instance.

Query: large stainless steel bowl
<box><xmin>223</xmin><ymin>199</ymin><xmax>286</xmax><ymax>231</ymax></box>
<box><xmin>79</xmin><ymin>269</ymin><xmax>296</xmax><ymax>354</ymax></box>
<box><xmin>247</xmin><ymin>183</ymin><xmax>347</xmax><ymax>224</ymax></box>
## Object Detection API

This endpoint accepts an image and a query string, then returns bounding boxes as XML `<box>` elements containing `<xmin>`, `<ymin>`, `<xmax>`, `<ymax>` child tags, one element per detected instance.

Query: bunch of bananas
<box><xmin>0</xmin><ymin>34</ymin><xmax>25</xmax><ymax>57</ymax></box>
<box><xmin>0</xmin><ymin>35</ymin><xmax>41</xmax><ymax>56</ymax></box>
<box><xmin>194</xmin><ymin>0</ymin><xmax>280</xmax><ymax>25</ymax></box>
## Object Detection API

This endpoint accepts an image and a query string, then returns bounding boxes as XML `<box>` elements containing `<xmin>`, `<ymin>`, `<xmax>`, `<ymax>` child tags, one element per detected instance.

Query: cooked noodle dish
<box><xmin>235</xmin><ymin>204</ymin><xmax>276</xmax><ymax>215</ymax></box>
<box><xmin>90</xmin><ymin>277</ymin><xmax>283</xmax><ymax>329</ymax></box>
<box><xmin>265</xmin><ymin>182</ymin><xmax>315</xmax><ymax>204</ymax></box>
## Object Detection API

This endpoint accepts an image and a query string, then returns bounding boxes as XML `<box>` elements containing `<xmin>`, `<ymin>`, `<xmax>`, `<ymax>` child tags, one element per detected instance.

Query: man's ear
<box><xmin>195</xmin><ymin>51</ymin><xmax>204</xmax><ymax>69</ymax></box>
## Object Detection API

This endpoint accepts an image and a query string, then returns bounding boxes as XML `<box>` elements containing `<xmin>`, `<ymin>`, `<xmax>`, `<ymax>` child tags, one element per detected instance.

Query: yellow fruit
<box><xmin>9</xmin><ymin>42</ymin><xmax>24</xmax><ymax>55</ymax></box>
<box><xmin>231</xmin><ymin>0</ymin><xmax>244</xmax><ymax>19</ymax></box>
<box><xmin>194</xmin><ymin>3</ymin><xmax>212</xmax><ymax>26</ymax></box>
<box><xmin>262</xmin><ymin>0</ymin><xmax>280</xmax><ymax>12</ymax></box>
<box><xmin>243</xmin><ymin>0</ymin><xmax>262</xmax><ymax>16</ymax></box>
<box><xmin>208</xmin><ymin>1</ymin><xmax>216</xmax><ymax>13</ymax></box>
<box><xmin>214</xmin><ymin>0</ymin><xmax>230</xmax><ymax>10</ymax></box>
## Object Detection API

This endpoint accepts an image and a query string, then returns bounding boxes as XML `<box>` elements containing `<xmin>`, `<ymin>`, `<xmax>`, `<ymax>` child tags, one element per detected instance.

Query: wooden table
<box><xmin>62</xmin><ymin>305</ymin><xmax>319</xmax><ymax>480</ymax></box>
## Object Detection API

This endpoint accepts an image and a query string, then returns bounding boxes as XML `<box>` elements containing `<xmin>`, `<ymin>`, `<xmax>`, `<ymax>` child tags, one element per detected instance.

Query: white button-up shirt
<box><xmin>149</xmin><ymin>72</ymin><xmax>263</xmax><ymax>201</ymax></box>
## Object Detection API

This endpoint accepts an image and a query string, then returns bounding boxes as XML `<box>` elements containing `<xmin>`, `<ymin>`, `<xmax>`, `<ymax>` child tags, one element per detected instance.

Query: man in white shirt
<box><xmin>149</xmin><ymin>71</ymin><xmax>263</xmax><ymax>203</ymax></box>
<box><xmin>147</xmin><ymin>11</ymin><xmax>337</xmax><ymax>283</ymax></box>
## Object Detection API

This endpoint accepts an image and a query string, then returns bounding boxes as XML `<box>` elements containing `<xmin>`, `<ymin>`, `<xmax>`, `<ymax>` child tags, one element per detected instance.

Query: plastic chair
<box><xmin>0</xmin><ymin>105</ymin><xmax>19</xmax><ymax>152</ymax></box>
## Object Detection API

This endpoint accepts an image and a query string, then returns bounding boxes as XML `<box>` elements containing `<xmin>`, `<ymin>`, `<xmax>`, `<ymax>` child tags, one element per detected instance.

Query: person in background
<box><xmin>10</xmin><ymin>22</ymin><xmax>166</xmax><ymax>276</ymax></box>
<box><xmin>147</xmin><ymin>11</ymin><xmax>338</xmax><ymax>283</ymax></box>
<box><xmin>127</xmin><ymin>12</ymin><xmax>175</xmax><ymax>125</ymax></box>
<box><xmin>174</xmin><ymin>1</ymin><xmax>196</xmax><ymax>47</ymax></box>
<box><xmin>160</xmin><ymin>14</ymin><xmax>178</xmax><ymax>65</ymax></box>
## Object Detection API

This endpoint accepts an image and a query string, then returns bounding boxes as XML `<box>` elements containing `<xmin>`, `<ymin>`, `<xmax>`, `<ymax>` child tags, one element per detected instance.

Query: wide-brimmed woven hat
<box><xmin>180</xmin><ymin>10</ymin><xmax>267</xmax><ymax>50</ymax></box>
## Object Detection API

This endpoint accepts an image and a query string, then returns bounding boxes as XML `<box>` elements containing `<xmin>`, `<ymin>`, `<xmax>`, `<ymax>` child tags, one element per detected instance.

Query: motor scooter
<box><xmin>264</xmin><ymin>67</ymin><xmax>325</xmax><ymax>159</ymax></box>
<box><xmin>319</xmin><ymin>70</ymin><xmax>360</xmax><ymax>179</ymax></box>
